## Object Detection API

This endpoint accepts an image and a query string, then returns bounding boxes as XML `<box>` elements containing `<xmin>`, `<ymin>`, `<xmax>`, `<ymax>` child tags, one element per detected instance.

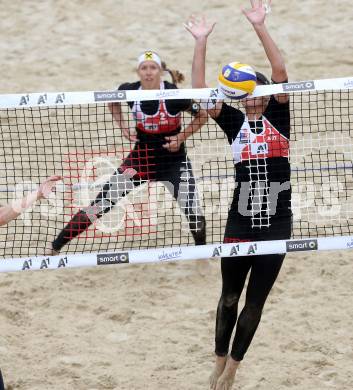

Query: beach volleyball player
<box><xmin>46</xmin><ymin>51</ymin><xmax>207</xmax><ymax>254</ymax></box>
<box><xmin>0</xmin><ymin>174</ymin><xmax>61</xmax><ymax>390</ymax></box>
<box><xmin>186</xmin><ymin>1</ymin><xmax>292</xmax><ymax>389</ymax></box>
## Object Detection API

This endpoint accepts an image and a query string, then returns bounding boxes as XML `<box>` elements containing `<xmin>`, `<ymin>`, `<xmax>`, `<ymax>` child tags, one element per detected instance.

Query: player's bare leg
<box><xmin>215</xmin><ymin>356</ymin><xmax>240</xmax><ymax>390</ymax></box>
<box><xmin>209</xmin><ymin>355</ymin><xmax>227</xmax><ymax>389</ymax></box>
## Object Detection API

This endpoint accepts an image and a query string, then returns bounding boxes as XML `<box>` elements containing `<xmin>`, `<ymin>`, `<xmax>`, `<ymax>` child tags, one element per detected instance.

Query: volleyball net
<box><xmin>0</xmin><ymin>77</ymin><xmax>352</xmax><ymax>272</ymax></box>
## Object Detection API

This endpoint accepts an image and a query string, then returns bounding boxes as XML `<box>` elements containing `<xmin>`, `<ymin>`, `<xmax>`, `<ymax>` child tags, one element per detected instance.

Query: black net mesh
<box><xmin>0</xmin><ymin>89</ymin><xmax>352</xmax><ymax>257</ymax></box>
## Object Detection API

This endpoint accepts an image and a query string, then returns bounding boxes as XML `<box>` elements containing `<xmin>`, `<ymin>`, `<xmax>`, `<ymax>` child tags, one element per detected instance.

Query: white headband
<box><xmin>137</xmin><ymin>51</ymin><xmax>162</xmax><ymax>68</ymax></box>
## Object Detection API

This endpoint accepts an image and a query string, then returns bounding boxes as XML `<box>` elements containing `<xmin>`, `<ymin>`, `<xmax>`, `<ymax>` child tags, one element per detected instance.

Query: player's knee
<box><xmin>221</xmin><ymin>292</ymin><xmax>240</xmax><ymax>308</ymax></box>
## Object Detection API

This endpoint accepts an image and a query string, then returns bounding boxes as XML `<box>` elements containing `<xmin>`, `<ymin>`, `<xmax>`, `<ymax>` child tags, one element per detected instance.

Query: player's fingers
<box><xmin>122</xmin><ymin>167</ymin><xmax>137</xmax><ymax>178</ymax></box>
<box><xmin>183</xmin><ymin>22</ymin><xmax>191</xmax><ymax>32</ymax></box>
<box><xmin>48</xmin><ymin>175</ymin><xmax>62</xmax><ymax>182</ymax></box>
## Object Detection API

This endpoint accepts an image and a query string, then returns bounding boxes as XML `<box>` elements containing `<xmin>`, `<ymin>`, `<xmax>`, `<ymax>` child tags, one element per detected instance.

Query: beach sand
<box><xmin>0</xmin><ymin>0</ymin><xmax>353</xmax><ymax>389</ymax></box>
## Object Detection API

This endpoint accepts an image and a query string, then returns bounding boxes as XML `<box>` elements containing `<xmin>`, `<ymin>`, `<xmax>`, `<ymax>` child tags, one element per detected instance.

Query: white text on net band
<box><xmin>0</xmin><ymin>235</ymin><xmax>353</xmax><ymax>273</ymax></box>
<box><xmin>0</xmin><ymin>77</ymin><xmax>352</xmax><ymax>109</ymax></box>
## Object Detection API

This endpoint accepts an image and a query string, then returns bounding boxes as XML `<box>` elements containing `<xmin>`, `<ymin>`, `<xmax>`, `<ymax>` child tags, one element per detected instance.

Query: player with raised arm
<box><xmin>47</xmin><ymin>51</ymin><xmax>208</xmax><ymax>255</ymax></box>
<box><xmin>186</xmin><ymin>1</ymin><xmax>292</xmax><ymax>389</ymax></box>
<box><xmin>0</xmin><ymin>175</ymin><xmax>61</xmax><ymax>390</ymax></box>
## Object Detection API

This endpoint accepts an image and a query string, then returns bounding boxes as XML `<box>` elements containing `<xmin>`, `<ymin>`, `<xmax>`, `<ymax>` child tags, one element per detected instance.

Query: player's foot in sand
<box><xmin>215</xmin><ymin>356</ymin><xmax>240</xmax><ymax>390</ymax></box>
<box><xmin>209</xmin><ymin>355</ymin><xmax>227</xmax><ymax>389</ymax></box>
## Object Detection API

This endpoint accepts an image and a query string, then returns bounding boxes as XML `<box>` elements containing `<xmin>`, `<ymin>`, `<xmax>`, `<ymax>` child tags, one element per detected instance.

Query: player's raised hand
<box><xmin>184</xmin><ymin>15</ymin><xmax>216</xmax><ymax>40</ymax></box>
<box><xmin>242</xmin><ymin>0</ymin><xmax>271</xmax><ymax>26</ymax></box>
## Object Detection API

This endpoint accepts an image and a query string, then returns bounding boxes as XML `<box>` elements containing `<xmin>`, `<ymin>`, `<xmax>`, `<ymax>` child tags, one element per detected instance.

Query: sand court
<box><xmin>0</xmin><ymin>1</ymin><xmax>352</xmax><ymax>389</ymax></box>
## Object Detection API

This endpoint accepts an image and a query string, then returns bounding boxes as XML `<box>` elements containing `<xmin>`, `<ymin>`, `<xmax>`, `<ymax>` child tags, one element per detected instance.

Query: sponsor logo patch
<box><xmin>286</xmin><ymin>239</ymin><xmax>318</xmax><ymax>252</ymax></box>
<box><xmin>97</xmin><ymin>252</ymin><xmax>129</xmax><ymax>265</ymax></box>
<box><xmin>250</xmin><ymin>142</ymin><xmax>268</xmax><ymax>155</ymax></box>
<box><xmin>94</xmin><ymin>91</ymin><xmax>127</xmax><ymax>102</ymax></box>
<box><xmin>239</xmin><ymin>131</ymin><xmax>249</xmax><ymax>144</ymax></box>
<box><xmin>283</xmin><ymin>81</ymin><xmax>315</xmax><ymax>92</ymax></box>
<box><xmin>144</xmin><ymin>51</ymin><xmax>154</xmax><ymax>60</ymax></box>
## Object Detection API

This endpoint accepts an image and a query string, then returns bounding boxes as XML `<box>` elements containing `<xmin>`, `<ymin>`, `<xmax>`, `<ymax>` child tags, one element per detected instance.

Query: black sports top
<box><xmin>118</xmin><ymin>81</ymin><xmax>198</xmax><ymax>150</ymax></box>
<box><xmin>215</xmin><ymin>96</ymin><xmax>291</xmax><ymax>225</ymax></box>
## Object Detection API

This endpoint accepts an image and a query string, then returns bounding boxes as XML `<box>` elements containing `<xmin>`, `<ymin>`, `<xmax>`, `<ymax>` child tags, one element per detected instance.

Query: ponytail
<box><xmin>161</xmin><ymin>61</ymin><xmax>185</xmax><ymax>85</ymax></box>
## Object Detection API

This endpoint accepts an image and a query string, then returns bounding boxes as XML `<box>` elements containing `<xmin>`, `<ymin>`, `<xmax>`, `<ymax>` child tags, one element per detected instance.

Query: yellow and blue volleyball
<box><xmin>218</xmin><ymin>62</ymin><xmax>257</xmax><ymax>99</ymax></box>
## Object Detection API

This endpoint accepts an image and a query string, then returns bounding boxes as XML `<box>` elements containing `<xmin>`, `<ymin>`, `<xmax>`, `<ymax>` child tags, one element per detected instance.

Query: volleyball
<box><xmin>218</xmin><ymin>62</ymin><xmax>257</xmax><ymax>99</ymax></box>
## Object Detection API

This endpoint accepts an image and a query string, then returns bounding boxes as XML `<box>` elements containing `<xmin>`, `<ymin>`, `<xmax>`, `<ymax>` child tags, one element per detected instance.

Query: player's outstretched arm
<box><xmin>185</xmin><ymin>15</ymin><xmax>223</xmax><ymax>118</ymax></box>
<box><xmin>184</xmin><ymin>15</ymin><xmax>216</xmax><ymax>88</ymax></box>
<box><xmin>0</xmin><ymin>175</ymin><xmax>62</xmax><ymax>226</ymax></box>
<box><xmin>242</xmin><ymin>0</ymin><xmax>288</xmax><ymax>84</ymax></box>
<box><xmin>108</xmin><ymin>102</ymin><xmax>137</xmax><ymax>142</ymax></box>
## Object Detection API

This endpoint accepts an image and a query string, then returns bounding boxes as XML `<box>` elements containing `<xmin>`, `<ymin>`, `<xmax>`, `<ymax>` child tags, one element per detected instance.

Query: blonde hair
<box><xmin>161</xmin><ymin>61</ymin><xmax>185</xmax><ymax>85</ymax></box>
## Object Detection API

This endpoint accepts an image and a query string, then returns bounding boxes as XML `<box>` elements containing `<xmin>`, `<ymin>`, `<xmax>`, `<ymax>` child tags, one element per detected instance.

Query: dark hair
<box><xmin>255</xmin><ymin>71</ymin><xmax>270</xmax><ymax>85</ymax></box>
<box><xmin>161</xmin><ymin>61</ymin><xmax>185</xmax><ymax>85</ymax></box>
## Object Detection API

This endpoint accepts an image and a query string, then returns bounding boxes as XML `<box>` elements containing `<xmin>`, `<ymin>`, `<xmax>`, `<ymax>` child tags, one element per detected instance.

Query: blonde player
<box><xmin>47</xmin><ymin>52</ymin><xmax>208</xmax><ymax>254</ymax></box>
